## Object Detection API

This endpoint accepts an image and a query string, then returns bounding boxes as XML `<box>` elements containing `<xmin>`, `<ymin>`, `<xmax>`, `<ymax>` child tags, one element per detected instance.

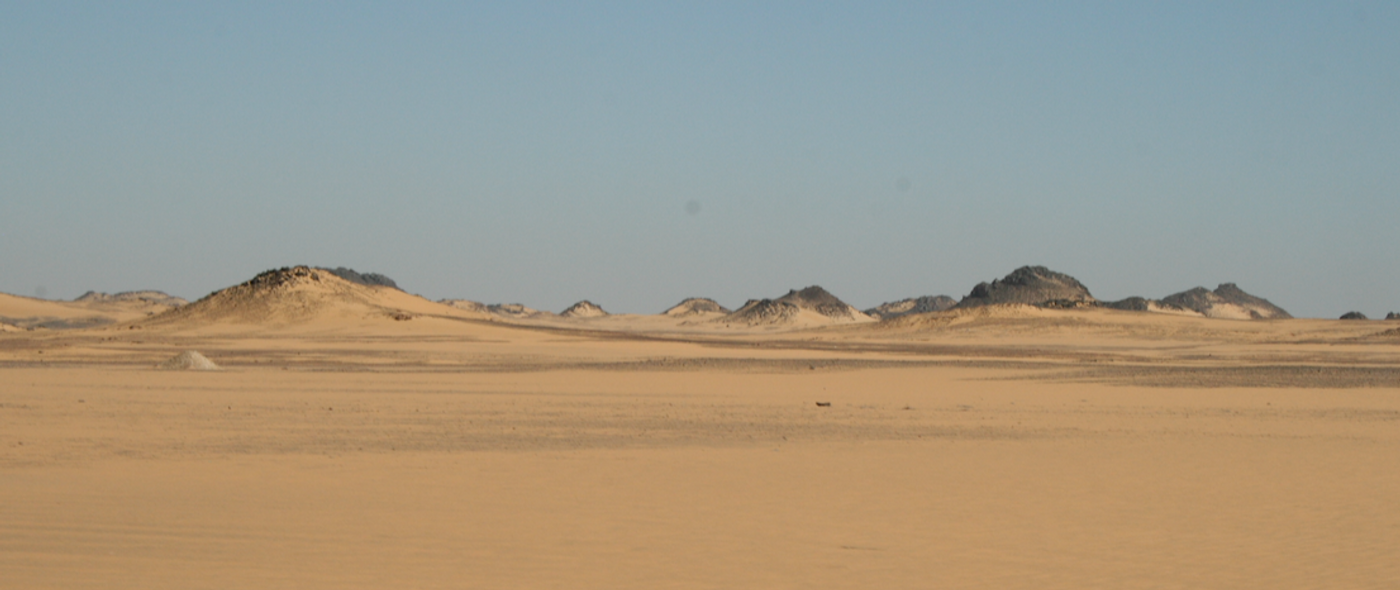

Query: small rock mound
<box><xmin>663</xmin><ymin>298</ymin><xmax>731</xmax><ymax>317</ymax></box>
<box><xmin>865</xmin><ymin>295</ymin><xmax>957</xmax><ymax>319</ymax></box>
<box><xmin>159</xmin><ymin>350</ymin><xmax>219</xmax><ymax>370</ymax></box>
<box><xmin>1340</xmin><ymin>311</ymin><xmax>1369</xmax><ymax>320</ymax></box>
<box><xmin>955</xmin><ymin>266</ymin><xmax>1095</xmax><ymax>309</ymax></box>
<box><xmin>1386</xmin><ymin>312</ymin><xmax>1399</xmax><ymax>320</ymax></box>
<box><xmin>561</xmin><ymin>300</ymin><xmax>608</xmax><ymax>318</ymax></box>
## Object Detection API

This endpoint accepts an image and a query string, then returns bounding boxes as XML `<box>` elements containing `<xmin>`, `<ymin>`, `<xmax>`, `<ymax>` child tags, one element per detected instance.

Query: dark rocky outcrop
<box><xmin>1340</xmin><ymin>311</ymin><xmax>1369</xmax><ymax>320</ymax></box>
<box><xmin>324</xmin><ymin>267</ymin><xmax>398</xmax><ymax>289</ymax></box>
<box><xmin>1387</xmin><ymin>312</ymin><xmax>1399</xmax><ymax>320</ymax></box>
<box><xmin>865</xmin><ymin>295</ymin><xmax>957</xmax><ymax>319</ymax></box>
<box><xmin>954</xmin><ymin>266</ymin><xmax>1095</xmax><ymax>309</ymax></box>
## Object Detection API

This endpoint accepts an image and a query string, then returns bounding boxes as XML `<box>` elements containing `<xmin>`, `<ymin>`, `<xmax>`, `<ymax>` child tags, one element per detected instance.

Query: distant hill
<box><xmin>1158</xmin><ymin>283</ymin><xmax>1291</xmax><ymax>319</ymax></box>
<box><xmin>865</xmin><ymin>295</ymin><xmax>957</xmax><ymax>320</ymax></box>
<box><xmin>719</xmin><ymin>286</ymin><xmax>872</xmax><ymax>326</ymax></box>
<box><xmin>75</xmin><ymin>290</ymin><xmax>188</xmax><ymax>308</ymax></box>
<box><xmin>440</xmin><ymin>299</ymin><xmax>553</xmax><ymax>319</ymax></box>
<box><xmin>663</xmin><ymin>298</ymin><xmax>731</xmax><ymax>317</ymax></box>
<box><xmin>1</xmin><ymin>289</ymin><xmax>187</xmax><ymax>330</ymax></box>
<box><xmin>954</xmin><ymin>266</ymin><xmax>1096</xmax><ymax>309</ymax></box>
<box><xmin>560</xmin><ymin>300</ymin><xmax>608</xmax><ymax>318</ymax></box>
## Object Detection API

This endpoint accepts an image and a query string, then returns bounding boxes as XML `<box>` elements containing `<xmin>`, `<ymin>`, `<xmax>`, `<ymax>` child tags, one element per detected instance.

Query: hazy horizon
<box><xmin>3</xmin><ymin>3</ymin><xmax>1397</xmax><ymax>318</ymax></box>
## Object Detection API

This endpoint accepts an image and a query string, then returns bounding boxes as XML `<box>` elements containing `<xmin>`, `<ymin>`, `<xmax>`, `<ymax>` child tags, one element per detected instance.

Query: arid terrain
<box><xmin>3</xmin><ymin>268</ymin><xmax>1398</xmax><ymax>588</ymax></box>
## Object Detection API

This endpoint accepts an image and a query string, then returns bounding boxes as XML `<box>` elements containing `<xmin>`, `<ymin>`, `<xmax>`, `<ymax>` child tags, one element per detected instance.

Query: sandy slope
<box><xmin>2</xmin><ymin>303</ymin><xmax>1398</xmax><ymax>589</ymax></box>
<box><xmin>0</xmin><ymin>292</ymin><xmax>174</xmax><ymax>330</ymax></box>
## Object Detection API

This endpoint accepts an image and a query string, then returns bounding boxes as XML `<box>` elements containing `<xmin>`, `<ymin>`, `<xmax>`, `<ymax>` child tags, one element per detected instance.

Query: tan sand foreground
<box><xmin>3</xmin><ymin>289</ymin><xmax>1399</xmax><ymax>588</ymax></box>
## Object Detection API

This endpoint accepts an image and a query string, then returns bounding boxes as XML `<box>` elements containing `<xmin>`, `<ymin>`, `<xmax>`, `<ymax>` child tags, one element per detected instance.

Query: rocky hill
<box><xmin>719</xmin><ymin>286</ymin><xmax>871</xmax><ymax>326</ymax></box>
<box><xmin>1158</xmin><ymin>283</ymin><xmax>1291</xmax><ymax>319</ymax></box>
<box><xmin>144</xmin><ymin>266</ymin><xmax>439</xmax><ymax>326</ymax></box>
<box><xmin>954</xmin><ymin>266</ymin><xmax>1096</xmax><ymax>309</ymax></box>
<box><xmin>865</xmin><ymin>295</ymin><xmax>957</xmax><ymax>319</ymax></box>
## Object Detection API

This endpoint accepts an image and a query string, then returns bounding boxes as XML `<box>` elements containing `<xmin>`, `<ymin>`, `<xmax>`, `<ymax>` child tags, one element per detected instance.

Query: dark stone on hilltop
<box><xmin>1387</xmin><ymin>312</ymin><xmax>1399</xmax><ymax>320</ymax></box>
<box><xmin>1340</xmin><ymin>311</ymin><xmax>1369</xmax><ymax>320</ymax></box>
<box><xmin>864</xmin><ymin>295</ymin><xmax>958</xmax><ymax>320</ymax></box>
<box><xmin>954</xmin><ymin>266</ymin><xmax>1095</xmax><ymax>309</ymax></box>
<box><xmin>324</xmin><ymin>267</ymin><xmax>398</xmax><ymax>289</ymax></box>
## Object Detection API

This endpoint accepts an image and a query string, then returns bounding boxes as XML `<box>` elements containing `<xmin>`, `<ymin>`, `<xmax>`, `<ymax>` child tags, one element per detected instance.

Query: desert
<box><xmin>2</xmin><ymin>265</ymin><xmax>1398</xmax><ymax>589</ymax></box>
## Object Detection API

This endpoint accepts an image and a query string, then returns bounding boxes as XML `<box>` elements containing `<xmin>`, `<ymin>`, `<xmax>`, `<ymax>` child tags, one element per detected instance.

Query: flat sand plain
<box><xmin>3</xmin><ymin>308</ymin><xmax>1399</xmax><ymax>589</ymax></box>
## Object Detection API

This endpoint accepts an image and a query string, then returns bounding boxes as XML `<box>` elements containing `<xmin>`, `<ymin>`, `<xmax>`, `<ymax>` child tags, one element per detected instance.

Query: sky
<box><xmin>2</xmin><ymin>1</ymin><xmax>1397</xmax><ymax>318</ymax></box>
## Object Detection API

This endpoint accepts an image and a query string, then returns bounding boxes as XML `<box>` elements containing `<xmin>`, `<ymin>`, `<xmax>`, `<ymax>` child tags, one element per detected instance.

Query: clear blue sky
<box><xmin>2</xmin><ymin>2</ymin><xmax>1396</xmax><ymax>317</ymax></box>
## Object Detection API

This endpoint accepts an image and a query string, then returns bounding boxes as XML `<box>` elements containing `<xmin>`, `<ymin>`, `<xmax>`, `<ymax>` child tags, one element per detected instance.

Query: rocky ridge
<box><xmin>865</xmin><ymin>295</ymin><xmax>957</xmax><ymax>320</ymax></box>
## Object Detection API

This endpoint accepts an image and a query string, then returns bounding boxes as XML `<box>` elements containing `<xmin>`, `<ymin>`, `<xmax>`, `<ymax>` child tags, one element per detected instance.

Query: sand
<box><xmin>2</xmin><ymin>298</ymin><xmax>1398</xmax><ymax>588</ymax></box>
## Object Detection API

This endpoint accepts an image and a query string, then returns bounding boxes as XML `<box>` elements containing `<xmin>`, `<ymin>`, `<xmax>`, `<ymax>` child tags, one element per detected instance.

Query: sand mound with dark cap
<box><xmin>561</xmin><ymin>300</ymin><xmax>608</xmax><ymax>318</ymax></box>
<box><xmin>719</xmin><ymin>286</ymin><xmax>872</xmax><ymax>327</ymax></box>
<box><xmin>865</xmin><ymin>295</ymin><xmax>957</xmax><ymax>320</ymax></box>
<box><xmin>1340</xmin><ymin>311</ymin><xmax>1369</xmax><ymax>320</ymax></box>
<box><xmin>158</xmin><ymin>350</ymin><xmax>219</xmax><ymax>370</ymax></box>
<box><xmin>663</xmin><ymin>298</ymin><xmax>731</xmax><ymax>317</ymax></box>
<box><xmin>1159</xmin><ymin>283</ymin><xmax>1291</xmax><ymax>320</ymax></box>
<box><xmin>954</xmin><ymin>266</ymin><xmax>1096</xmax><ymax>309</ymax></box>
<box><xmin>143</xmin><ymin>266</ymin><xmax>454</xmax><ymax>327</ymax></box>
